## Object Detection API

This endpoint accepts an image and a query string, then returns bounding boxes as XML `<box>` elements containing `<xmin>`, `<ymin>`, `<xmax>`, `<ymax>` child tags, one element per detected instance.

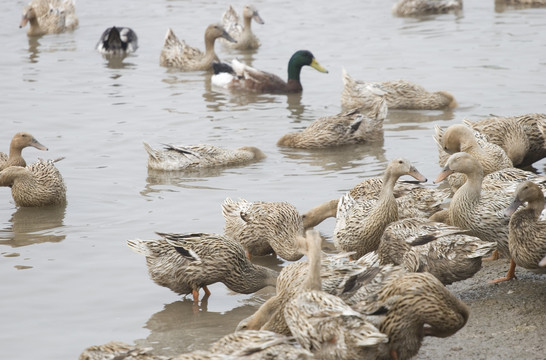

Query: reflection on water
<box><xmin>0</xmin><ymin>204</ymin><xmax>66</xmax><ymax>248</ymax></box>
<box><xmin>103</xmin><ymin>56</ymin><xmax>138</xmax><ymax>70</ymax></box>
<box><xmin>387</xmin><ymin>109</ymin><xmax>456</xmax><ymax>125</ymax></box>
<box><xmin>494</xmin><ymin>0</ymin><xmax>546</xmax><ymax>12</ymax></box>
<box><xmin>285</xmin><ymin>92</ymin><xmax>308</xmax><ymax>120</ymax></box>
<box><xmin>135</xmin><ymin>297</ymin><xmax>269</xmax><ymax>356</ymax></box>
<box><xmin>27</xmin><ymin>36</ymin><xmax>41</xmax><ymax>63</ymax></box>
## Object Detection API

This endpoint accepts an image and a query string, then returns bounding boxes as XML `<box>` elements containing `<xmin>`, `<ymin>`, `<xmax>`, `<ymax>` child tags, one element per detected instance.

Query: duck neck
<box><xmin>287</xmin><ymin>60</ymin><xmax>304</xmax><ymax>83</ymax></box>
<box><xmin>243</xmin><ymin>16</ymin><xmax>252</xmax><ymax>32</ymax></box>
<box><xmin>224</xmin><ymin>263</ymin><xmax>277</xmax><ymax>293</ymax></box>
<box><xmin>203</xmin><ymin>35</ymin><xmax>219</xmax><ymax>62</ymax></box>
<box><xmin>27</xmin><ymin>16</ymin><xmax>45</xmax><ymax>36</ymax></box>
<box><xmin>303</xmin><ymin>237</ymin><xmax>322</xmax><ymax>291</ymax></box>
<box><xmin>8</xmin><ymin>144</ymin><xmax>24</xmax><ymax>166</ymax></box>
<box><xmin>380</xmin><ymin>168</ymin><xmax>398</xmax><ymax>201</ymax></box>
<box><xmin>452</xmin><ymin>169</ymin><xmax>483</xmax><ymax>209</ymax></box>
<box><xmin>527</xmin><ymin>196</ymin><xmax>545</xmax><ymax>220</ymax></box>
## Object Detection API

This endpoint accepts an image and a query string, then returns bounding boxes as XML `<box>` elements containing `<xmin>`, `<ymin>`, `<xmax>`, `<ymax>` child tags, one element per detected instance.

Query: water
<box><xmin>1</xmin><ymin>1</ymin><xmax>545</xmax><ymax>359</ymax></box>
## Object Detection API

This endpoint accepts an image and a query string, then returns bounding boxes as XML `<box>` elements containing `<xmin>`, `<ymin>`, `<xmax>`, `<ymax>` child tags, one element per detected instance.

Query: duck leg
<box><xmin>483</xmin><ymin>249</ymin><xmax>499</xmax><ymax>261</ymax></box>
<box><xmin>390</xmin><ymin>349</ymin><xmax>399</xmax><ymax>360</ymax></box>
<box><xmin>489</xmin><ymin>258</ymin><xmax>517</xmax><ymax>284</ymax></box>
<box><xmin>203</xmin><ymin>285</ymin><xmax>211</xmax><ymax>297</ymax></box>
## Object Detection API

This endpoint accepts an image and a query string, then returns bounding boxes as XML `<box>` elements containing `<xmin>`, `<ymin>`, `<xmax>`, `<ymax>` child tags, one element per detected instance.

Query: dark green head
<box><xmin>287</xmin><ymin>50</ymin><xmax>328</xmax><ymax>82</ymax></box>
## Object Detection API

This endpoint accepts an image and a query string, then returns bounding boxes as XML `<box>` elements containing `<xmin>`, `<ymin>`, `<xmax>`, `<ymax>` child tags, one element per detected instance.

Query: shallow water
<box><xmin>1</xmin><ymin>1</ymin><xmax>545</xmax><ymax>359</ymax></box>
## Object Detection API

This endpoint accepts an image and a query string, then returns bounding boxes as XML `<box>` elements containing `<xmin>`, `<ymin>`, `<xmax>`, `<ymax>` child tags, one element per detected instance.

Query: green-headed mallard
<box><xmin>334</xmin><ymin>158</ymin><xmax>427</xmax><ymax>259</ymax></box>
<box><xmin>0</xmin><ymin>132</ymin><xmax>48</xmax><ymax>171</ymax></box>
<box><xmin>222</xmin><ymin>198</ymin><xmax>305</xmax><ymax>261</ymax></box>
<box><xmin>20</xmin><ymin>0</ymin><xmax>78</xmax><ymax>36</ymax></box>
<box><xmin>220</xmin><ymin>5</ymin><xmax>264</xmax><ymax>50</ymax></box>
<box><xmin>96</xmin><ymin>26</ymin><xmax>138</xmax><ymax>56</ymax></box>
<box><xmin>126</xmin><ymin>232</ymin><xmax>278</xmax><ymax>303</ymax></box>
<box><xmin>491</xmin><ymin>181</ymin><xmax>546</xmax><ymax>283</ymax></box>
<box><xmin>392</xmin><ymin>0</ymin><xmax>463</xmax><ymax>17</ymax></box>
<box><xmin>211</xmin><ymin>50</ymin><xmax>328</xmax><ymax>93</ymax></box>
<box><xmin>143</xmin><ymin>142</ymin><xmax>265</xmax><ymax>171</ymax></box>
<box><xmin>160</xmin><ymin>24</ymin><xmax>235</xmax><ymax>71</ymax></box>
<box><xmin>0</xmin><ymin>158</ymin><xmax>66</xmax><ymax>207</ymax></box>
<box><xmin>341</xmin><ymin>69</ymin><xmax>457</xmax><ymax>111</ymax></box>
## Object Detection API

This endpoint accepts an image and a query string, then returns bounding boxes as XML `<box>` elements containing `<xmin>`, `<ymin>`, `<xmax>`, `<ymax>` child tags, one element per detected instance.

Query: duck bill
<box><xmin>31</xmin><ymin>138</ymin><xmax>48</xmax><ymax>151</ymax></box>
<box><xmin>504</xmin><ymin>198</ymin><xmax>523</xmax><ymax>218</ymax></box>
<box><xmin>310</xmin><ymin>58</ymin><xmax>328</xmax><ymax>73</ymax></box>
<box><xmin>407</xmin><ymin>167</ymin><xmax>427</xmax><ymax>183</ymax></box>
<box><xmin>19</xmin><ymin>15</ymin><xmax>29</xmax><ymax>28</ymax></box>
<box><xmin>433</xmin><ymin>168</ymin><xmax>454</xmax><ymax>184</ymax></box>
<box><xmin>222</xmin><ymin>31</ymin><xmax>237</xmax><ymax>43</ymax></box>
<box><xmin>253</xmin><ymin>12</ymin><xmax>264</xmax><ymax>25</ymax></box>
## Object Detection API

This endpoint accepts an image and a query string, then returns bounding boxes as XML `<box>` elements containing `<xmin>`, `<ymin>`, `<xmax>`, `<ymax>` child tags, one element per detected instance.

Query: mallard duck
<box><xmin>464</xmin><ymin>113</ymin><xmax>546</xmax><ymax>167</ymax></box>
<box><xmin>220</xmin><ymin>5</ymin><xmax>264</xmax><ymax>50</ymax></box>
<box><xmin>392</xmin><ymin>0</ymin><xmax>463</xmax><ymax>17</ymax></box>
<box><xmin>20</xmin><ymin>0</ymin><xmax>78</xmax><ymax>36</ymax></box>
<box><xmin>377</xmin><ymin>217</ymin><xmax>496</xmax><ymax>285</ymax></box>
<box><xmin>434</xmin><ymin>124</ymin><xmax>513</xmax><ymax>191</ymax></box>
<box><xmin>499</xmin><ymin>0</ymin><xmax>546</xmax><ymax>6</ymax></box>
<box><xmin>95</xmin><ymin>26</ymin><xmax>138</xmax><ymax>56</ymax></box>
<box><xmin>79</xmin><ymin>341</ymin><xmax>172</xmax><ymax>360</ymax></box>
<box><xmin>333</xmin><ymin>158</ymin><xmax>427</xmax><ymax>259</ymax></box>
<box><xmin>302</xmin><ymin>179</ymin><xmax>450</xmax><ymax>230</ymax></box>
<box><xmin>126</xmin><ymin>232</ymin><xmax>278</xmax><ymax>303</ymax></box>
<box><xmin>210</xmin><ymin>330</ymin><xmax>313</xmax><ymax>359</ymax></box>
<box><xmin>353</xmin><ymin>271</ymin><xmax>469</xmax><ymax>360</ymax></box>
<box><xmin>0</xmin><ymin>132</ymin><xmax>48</xmax><ymax>171</ymax></box>
<box><xmin>341</xmin><ymin>69</ymin><xmax>457</xmax><ymax>111</ymax></box>
<box><xmin>0</xmin><ymin>158</ymin><xmax>66</xmax><ymax>207</ymax></box>
<box><xmin>159</xmin><ymin>24</ymin><xmax>235</xmax><ymax>71</ymax></box>
<box><xmin>490</xmin><ymin>181</ymin><xmax>546</xmax><ymax>283</ymax></box>
<box><xmin>222</xmin><ymin>198</ymin><xmax>305</xmax><ymax>260</ymax></box>
<box><xmin>211</xmin><ymin>50</ymin><xmax>328</xmax><ymax>94</ymax></box>
<box><xmin>143</xmin><ymin>142</ymin><xmax>265</xmax><ymax>171</ymax></box>
<box><xmin>434</xmin><ymin>152</ymin><xmax>512</xmax><ymax>259</ymax></box>
<box><xmin>277</xmin><ymin>97</ymin><xmax>386</xmax><ymax>148</ymax></box>
<box><xmin>283</xmin><ymin>230</ymin><xmax>389</xmax><ymax>359</ymax></box>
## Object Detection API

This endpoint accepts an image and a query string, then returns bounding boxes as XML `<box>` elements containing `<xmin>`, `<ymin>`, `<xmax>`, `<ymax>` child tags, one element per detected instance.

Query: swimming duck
<box><xmin>211</xmin><ymin>50</ymin><xmax>328</xmax><ymax>93</ymax></box>
<box><xmin>392</xmin><ymin>0</ymin><xmax>463</xmax><ymax>17</ymax></box>
<box><xmin>79</xmin><ymin>341</ymin><xmax>171</xmax><ymax>360</ymax></box>
<box><xmin>465</xmin><ymin>113</ymin><xmax>546</xmax><ymax>167</ymax></box>
<box><xmin>434</xmin><ymin>124</ymin><xmax>513</xmax><ymax>191</ymax></box>
<box><xmin>491</xmin><ymin>181</ymin><xmax>546</xmax><ymax>283</ymax></box>
<box><xmin>0</xmin><ymin>158</ymin><xmax>66</xmax><ymax>207</ymax></box>
<box><xmin>277</xmin><ymin>97</ymin><xmax>387</xmax><ymax>148</ymax></box>
<box><xmin>222</xmin><ymin>198</ymin><xmax>305</xmax><ymax>260</ymax></box>
<box><xmin>126</xmin><ymin>232</ymin><xmax>278</xmax><ymax>303</ymax></box>
<box><xmin>0</xmin><ymin>132</ymin><xmax>48</xmax><ymax>171</ymax></box>
<box><xmin>283</xmin><ymin>230</ymin><xmax>389</xmax><ymax>359</ymax></box>
<box><xmin>341</xmin><ymin>69</ymin><xmax>457</xmax><ymax>111</ymax></box>
<box><xmin>210</xmin><ymin>330</ymin><xmax>313</xmax><ymax>359</ymax></box>
<box><xmin>377</xmin><ymin>217</ymin><xmax>496</xmax><ymax>285</ymax></box>
<box><xmin>499</xmin><ymin>0</ymin><xmax>546</xmax><ymax>6</ymax></box>
<box><xmin>303</xmin><ymin>179</ymin><xmax>450</xmax><ymax>230</ymax></box>
<box><xmin>20</xmin><ymin>0</ymin><xmax>78</xmax><ymax>36</ymax></box>
<box><xmin>334</xmin><ymin>158</ymin><xmax>428</xmax><ymax>259</ymax></box>
<box><xmin>220</xmin><ymin>5</ymin><xmax>264</xmax><ymax>50</ymax></box>
<box><xmin>143</xmin><ymin>142</ymin><xmax>266</xmax><ymax>171</ymax></box>
<box><xmin>434</xmin><ymin>152</ymin><xmax>512</xmax><ymax>259</ymax></box>
<box><xmin>159</xmin><ymin>24</ymin><xmax>236</xmax><ymax>71</ymax></box>
<box><xmin>352</xmin><ymin>271</ymin><xmax>469</xmax><ymax>360</ymax></box>
<box><xmin>96</xmin><ymin>26</ymin><xmax>138</xmax><ymax>56</ymax></box>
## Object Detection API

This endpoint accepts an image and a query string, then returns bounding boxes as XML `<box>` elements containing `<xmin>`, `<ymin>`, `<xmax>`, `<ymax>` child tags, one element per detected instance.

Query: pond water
<box><xmin>1</xmin><ymin>0</ymin><xmax>545</xmax><ymax>359</ymax></box>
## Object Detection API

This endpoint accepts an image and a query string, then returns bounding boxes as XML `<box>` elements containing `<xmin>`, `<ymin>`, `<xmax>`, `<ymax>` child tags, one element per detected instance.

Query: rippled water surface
<box><xmin>1</xmin><ymin>1</ymin><xmax>545</xmax><ymax>359</ymax></box>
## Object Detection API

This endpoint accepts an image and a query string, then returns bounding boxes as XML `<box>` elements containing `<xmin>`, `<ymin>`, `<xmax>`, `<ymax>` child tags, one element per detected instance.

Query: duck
<box><xmin>222</xmin><ymin>198</ymin><xmax>305</xmax><ymax>260</ymax></box>
<box><xmin>392</xmin><ymin>0</ymin><xmax>463</xmax><ymax>17</ymax></box>
<box><xmin>20</xmin><ymin>0</ymin><xmax>78</xmax><ymax>36</ymax></box>
<box><xmin>209</xmin><ymin>330</ymin><xmax>313</xmax><ymax>359</ymax></box>
<box><xmin>434</xmin><ymin>152</ymin><xmax>513</xmax><ymax>260</ymax></box>
<box><xmin>0</xmin><ymin>132</ymin><xmax>48</xmax><ymax>171</ymax></box>
<box><xmin>464</xmin><ymin>113</ymin><xmax>546</xmax><ymax>167</ymax></box>
<box><xmin>126</xmin><ymin>232</ymin><xmax>278</xmax><ymax>303</ymax></box>
<box><xmin>79</xmin><ymin>341</ymin><xmax>172</xmax><ymax>360</ymax></box>
<box><xmin>490</xmin><ymin>181</ymin><xmax>546</xmax><ymax>283</ymax></box>
<box><xmin>303</xmin><ymin>179</ymin><xmax>450</xmax><ymax>230</ymax></box>
<box><xmin>95</xmin><ymin>26</ymin><xmax>138</xmax><ymax>56</ymax></box>
<box><xmin>220</xmin><ymin>5</ymin><xmax>264</xmax><ymax>50</ymax></box>
<box><xmin>341</xmin><ymin>69</ymin><xmax>457</xmax><ymax>111</ymax></box>
<box><xmin>0</xmin><ymin>158</ymin><xmax>66</xmax><ymax>207</ymax></box>
<box><xmin>333</xmin><ymin>158</ymin><xmax>428</xmax><ymax>259</ymax></box>
<box><xmin>159</xmin><ymin>24</ymin><xmax>235</xmax><ymax>71</ymax></box>
<box><xmin>211</xmin><ymin>50</ymin><xmax>328</xmax><ymax>94</ymax></box>
<box><xmin>143</xmin><ymin>142</ymin><xmax>266</xmax><ymax>171</ymax></box>
<box><xmin>377</xmin><ymin>217</ymin><xmax>496</xmax><ymax>285</ymax></box>
<box><xmin>277</xmin><ymin>97</ymin><xmax>387</xmax><ymax>148</ymax></box>
<box><xmin>283</xmin><ymin>230</ymin><xmax>389</xmax><ymax>359</ymax></box>
<box><xmin>500</xmin><ymin>0</ymin><xmax>546</xmax><ymax>6</ymax></box>
<box><xmin>434</xmin><ymin>124</ymin><xmax>513</xmax><ymax>192</ymax></box>
<box><xmin>352</xmin><ymin>271</ymin><xmax>469</xmax><ymax>360</ymax></box>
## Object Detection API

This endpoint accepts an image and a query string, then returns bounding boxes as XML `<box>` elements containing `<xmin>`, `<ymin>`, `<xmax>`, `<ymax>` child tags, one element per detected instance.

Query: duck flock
<box><xmin>6</xmin><ymin>0</ymin><xmax>546</xmax><ymax>359</ymax></box>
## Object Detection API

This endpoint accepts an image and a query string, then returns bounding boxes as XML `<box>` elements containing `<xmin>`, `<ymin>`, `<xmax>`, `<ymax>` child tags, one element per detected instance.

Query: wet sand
<box><xmin>418</xmin><ymin>258</ymin><xmax>546</xmax><ymax>359</ymax></box>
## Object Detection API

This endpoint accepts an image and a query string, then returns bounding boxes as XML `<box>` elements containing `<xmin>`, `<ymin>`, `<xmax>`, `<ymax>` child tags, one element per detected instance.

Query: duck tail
<box><xmin>126</xmin><ymin>239</ymin><xmax>152</xmax><ymax>256</ymax></box>
<box><xmin>143</xmin><ymin>142</ymin><xmax>160</xmax><ymax>161</ymax></box>
<box><xmin>163</xmin><ymin>28</ymin><xmax>181</xmax><ymax>48</ymax></box>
